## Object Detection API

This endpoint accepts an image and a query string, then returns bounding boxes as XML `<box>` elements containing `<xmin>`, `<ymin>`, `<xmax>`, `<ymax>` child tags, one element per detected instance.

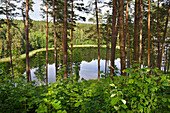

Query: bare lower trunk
<box><xmin>127</xmin><ymin>27</ymin><xmax>131</xmax><ymax>69</ymax></box>
<box><xmin>133</xmin><ymin>0</ymin><xmax>139</xmax><ymax>63</ymax></box>
<box><xmin>156</xmin><ymin>0</ymin><xmax>160</xmax><ymax>68</ymax></box>
<box><xmin>26</xmin><ymin>0</ymin><xmax>31</xmax><ymax>82</ymax></box>
<box><xmin>139</xmin><ymin>0</ymin><xmax>143</xmax><ymax>68</ymax></box>
<box><xmin>95</xmin><ymin>0</ymin><xmax>100</xmax><ymax>82</ymax></box>
<box><xmin>53</xmin><ymin>0</ymin><xmax>58</xmax><ymax>78</ymax></box>
<box><xmin>164</xmin><ymin>48</ymin><xmax>168</xmax><ymax>73</ymax></box>
<box><xmin>105</xmin><ymin>23</ymin><xmax>110</xmax><ymax>78</ymax></box>
<box><xmin>110</xmin><ymin>0</ymin><xmax>117</xmax><ymax>75</ymax></box>
<box><xmin>124</xmin><ymin>0</ymin><xmax>129</xmax><ymax>51</ymax></box>
<box><xmin>46</xmin><ymin>1</ymin><xmax>48</xmax><ymax>86</ymax></box>
<box><xmin>119</xmin><ymin>0</ymin><xmax>126</xmax><ymax>76</ymax></box>
<box><xmin>157</xmin><ymin>5</ymin><xmax>170</xmax><ymax>69</ymax></box>
<box><xmin>63</xmin><ymin>0</ymin><xmax>68</xmax><ymax>78</ymax></box>
<box><xmin>6</xmin><ymin>2</ymin><xmax>14</xmax><ymax>76</ymax></box>
<box><xmin>148</xmin><ymin>0</ymin><xmax>151</xmax><ymax>67</ymax></box>
<box><xmin>71</xmin><ymin>0</ymin><xmax>73</xmax><ymax>75</ymax></box>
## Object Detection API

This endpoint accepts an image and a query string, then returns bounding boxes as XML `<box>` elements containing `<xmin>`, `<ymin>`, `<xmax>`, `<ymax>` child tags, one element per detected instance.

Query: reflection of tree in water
<box><xmin>34</xmin><ymin>52</ymin><xmax>46</xmax><ymax>86</ymax></box>
<box><xmin>74</xmin><ymin>62</ymin><xmax>80</xmax><ymax>81</ymax></box>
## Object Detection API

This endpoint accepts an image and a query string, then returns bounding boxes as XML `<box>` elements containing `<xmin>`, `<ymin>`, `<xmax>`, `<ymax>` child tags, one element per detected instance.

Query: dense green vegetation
<box><xmin>0</xmin><ymin>66</ymin><xmax>169</xmax><ymax>112</ymax></box>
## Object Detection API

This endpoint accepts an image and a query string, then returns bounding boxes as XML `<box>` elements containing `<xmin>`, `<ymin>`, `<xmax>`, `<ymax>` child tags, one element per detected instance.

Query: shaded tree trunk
<box><xmin>127</xmin><ymin>28</ymin><xmax>131</xmax><ymax>69</ymax></box>
<box><xmin>71</xmin><ymin>0</ymin><xmax>73</xmax><ymax>75</ymax></box>
<box><xmin>105</xmin><ymin>23</ymin><xmax>110</xmax><ymax>78</ymax></box>
<box><xmin>133</xmin><ymin>0</ymin><xmax>139</xmax><ymax>63</ymax></box>
<box><xmin>119</xmin><ymin>0</ymin><xmax>126</xmax><ymax>76</ymax></box>
<box><xmin>124</xmin><ymin>0</ymin><xmax>129</xmax><ymax>50</ymax></box>
<box><xmin>63</xmin><ymin>0</ymin><xmax>68</xmax><ymax>78</ymax></box>
<box><xmin>95</xmin><ymin>0</ymin><xmax>100</xmax><ymax>82</ymax></box>
<box><xmin>156</xmin><ymin>0</ymin><xmax>160</xmax><ymax>68</ymax></box>
<box><xmin>110</xmin><ymin>0</ymin><xmax>117</xmax><ymax>75</ymax></box>
<box><xmin>139</xmin><ymin>0</ymin><xmax>143</xmax><ymax>68</ymax></box>
<box><xmin>53</xmin><ymin>0</ymin><xmax>58</xmax><ymax>78</ymax></box>
<box><xmin>26</xmin><ymin>0</ymin><xmax>31</xmax><ymax>82</ymax></box>
<box><xmin>157</xmin><ymin>4</ymin><xmax>170</xmax><ymax>69</ymax></box>
<box><xmin>6</xmin><ymin>1</ymin><xmax>14</xmax><ymax>76</ymax></box>
<box><xmin>164</xmin><ymin>48</ymin><xmax>168</xmax><ymax>73</ymax></box>
<box><xmin>46</xmin><ymin>0</ymin><xmax>48</xmax><ymax>86</ymax></box>
<box><xmin>148</xmin><ymin>0</ymin><xmax>150</xmax><ymax>67</ymax></box>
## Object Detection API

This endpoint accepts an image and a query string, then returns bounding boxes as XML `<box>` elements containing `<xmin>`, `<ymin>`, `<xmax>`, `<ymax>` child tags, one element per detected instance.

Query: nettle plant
<box><xmin>110</xmin><ymin>67</ymin><xmax>169</xmax><ymax>113</ymax></box>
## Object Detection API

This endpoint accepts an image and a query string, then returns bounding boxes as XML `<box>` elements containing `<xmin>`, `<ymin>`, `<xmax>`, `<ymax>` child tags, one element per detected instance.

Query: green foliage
<box><xmin>0</xmin><ymin>67</ymin><xmax>169</xmax><ymax>113</ymax></box>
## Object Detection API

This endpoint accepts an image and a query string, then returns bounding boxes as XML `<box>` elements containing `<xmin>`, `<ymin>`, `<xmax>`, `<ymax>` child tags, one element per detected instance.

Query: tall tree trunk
<box><xmin>105</xmin><ymin>23</ymin><xmax>110</xmax><ymax>78</ymax></box>
<box><xmin>63</xmin><ymin>0</ymin><xmax>68</xmax><ymax>78</ymax></box>
<box><xmin>119</xmin><ymin>0</ymin><xmax>125</xmax><ymax>76</ymax></box>
<box><xmin>157</xmin><ymin>4</ymin><xmax>170</xmax><ymax>69</ymax></box>
<box><xmin>148</xmin><ymin>0</ymin><xmax>150</xmax><ymax>67</ymax></box>
<box><xmin>26</xmin><ymin>0</ymin><xmax>31</xmax><ymax>82</ymax></box>
<box><xmin>95</xmin><ymin>0</ymin><xmax>100</xmax><ymax>82</ymax></box>
<box><xmin>46</xmin><ymin>0</ymin><xmax>48</xmax><ymax>86</ymax></box>
<box><xmin>127</xmin><ymin>27</ymin><xmax>131</xmax><ymax>69</ymax></box>
<box><xmin>164</xmin><ymin>48</ymin><xmax>168</xmax><ymax>73</ymax></box>
<box><xmin>71</xmin><ymin>0</ymin><xmax>73</xmax><ymax>75</ymax></box>
<box><xmin>110</xmin><ymin>0</ymin><xmax>117</xmax><ymax>75</ymax></box>
<box><xmin>156</xmin><ymin>0</ymin><xmax>160</xmax><ymax>68</ymax></box>
<box><xmin>133</xmin><ymin>0</ymin><xmax>139</xmax><ymax>64</ymax></box>
<box><xmin>6</xmin><ymin>1</ymin><xmax>14</xmax><ymax>76</ymax></box>
<box><xmin>53</xmin><ymin>0</ymin><xmax>58</xmax><ymax>78</ymax></box>
<box><xmin>139</xmin><ymin>0</ymin><xmax>143</xmax><ymax>68</ymax></box>
<box><xmin>124</xmin><ymin>0</ymin><xmax>129</xmax><ymax>51</ymax></box>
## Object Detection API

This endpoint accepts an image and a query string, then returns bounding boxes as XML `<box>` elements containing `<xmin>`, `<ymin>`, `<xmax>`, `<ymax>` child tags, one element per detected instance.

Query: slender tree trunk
<box><xmin>156</xmin><ymin>0</ymin><xmax>160</xmax><ymax>68</ymax></box>
<box><xmin>6</xmin><ymin>2</ymin><xmax>14</xmax><ymax>76</ymax></box>
<box><xmin>157</xmin><ymin>4</ymin><xmax>170</xmax><ymax>69</ymax></box>
<box><xmin>26</xmin><ymin>0</ymin><xmax>31</xmax><ymax>82</ymax></box>
<box><xmin>53</xmin><ymin>0</ymin><xmax>58</xmax><ymax>78</ymax></box>
<box><xmin>119</xmin><ymin>0</ymin><xmax>125</xmax><ymax>76</ymax></box>
<box><xmin>63</xmin><ymin>0</ymin><xmax>68</xmax><ymax>78</ymax></box>
<box><xmin>46</xmin><ymin>0</ymin><xmax>48</xmax><ymax>86</ymax></box>
<box><xmin>110</xmin><ymin>0</ymin><xmax>117</xmax><ymax>75</ymax></box>
<box><xmin>105</xmin><ymin>23</ymin><xmax>110</xmax><ymax>78</ymax></box>
<box><xmin>164</xmin><ymin>48</ymin><xmax>168</xmax><ymax>73</ymax></box>
<box><xmin>124</xmin><ymin>0</ymin><xmax>129</xmax><ymax>50</ymax></box>
<box><xmin>127</xmin><ymin>27</ymin><xmax>131</xmax><ymax>69</ymax></box>
<box><xmin>71</xmin><ymin>0</ymin><xmax>73</xmax><ymax>75</ymax></box>
<box><xmin>133</xmin><ymin>0</ymin><xmax>139</xmax><ymax>64</ymax></box>
<box><xmin>139</xmin><ymin>0</ymin><xmax>143</xmax><ymax>68</ymax></box>
<box><xmin>22</xmin><ymin>0</ymin><xmax>26</xmax><ymax>29</ymax></box>
<box><xmin>95</xmin><ymin>0</ymin><xmax>100</xmax><ymax>82</ymax></box>
<box><xmin>148</xmin><ymin>0</ymin><xmax>150</xmax><ymax>67</ymax></box>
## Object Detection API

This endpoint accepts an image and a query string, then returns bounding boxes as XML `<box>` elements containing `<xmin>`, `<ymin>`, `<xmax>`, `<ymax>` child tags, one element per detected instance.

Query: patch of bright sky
<box><xmin>0</xmin><ymin>0</ymin><xmax>111</xmax><ymax>23</ymax></box>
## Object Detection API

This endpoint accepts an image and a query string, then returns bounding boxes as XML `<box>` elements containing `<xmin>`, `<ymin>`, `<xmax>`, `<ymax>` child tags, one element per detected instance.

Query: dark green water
<box><xmin>1</xmin><ymin>48</ymin><xmax>121</xmax><ymax>84</ymax></box>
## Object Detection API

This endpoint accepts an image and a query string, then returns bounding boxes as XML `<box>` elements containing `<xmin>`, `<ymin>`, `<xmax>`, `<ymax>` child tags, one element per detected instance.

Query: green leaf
<box><xmin>129</xmin><ymin>79</ymin><xmax>134</xmax><ymax>84</ymax></box>
<box><xmin>114</xmin><ymin>106</ymin><xmax>119</xmax><ymax>110</ymax></box>
<box><xmin>111</xmin><ymin>94</ymin><xmax>116</xmax><ymax>97</ymax></box>
<box><xmin>74</xmin><ymin>102</ymin><xmax>81</xmax><ymax>107</ymax></box>
<box><xmin>162</xmin><ymin>98</ymin><xmax>167</xmax><ymax>102</ymax></box>
<box><xmin>121</xmin><ymin>104</ymin><xmax>128</xmax><ymax>109</ymax></box>
<box><xmin>110</xmin><ymin>84</ymin><xmax>115</xmax><ymax>87</ymax></box>
<box><xmin>35</xmin><ymin>103</ymin><xmax>47</xmax><ymax>113</ymax></box>
<box><xmin>111</xmin><ymin>97</ymin><xmax>119</xmax><ymax>106</ymax></box>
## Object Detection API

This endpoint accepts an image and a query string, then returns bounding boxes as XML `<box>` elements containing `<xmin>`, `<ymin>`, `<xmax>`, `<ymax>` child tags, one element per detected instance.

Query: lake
<box><xmin>1</xmin><ymin>47</ymin><xmax>121</xmax><ymax>84</ymax></box>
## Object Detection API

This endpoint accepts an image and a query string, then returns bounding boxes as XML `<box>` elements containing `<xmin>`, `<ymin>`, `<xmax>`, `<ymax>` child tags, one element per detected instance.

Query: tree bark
<box><xmin>26</xmin><ymin>0</ymin><xmax>31</xmax><ymax>82</ymax></box>
<box><xmin>124</xmin><ymin>0</ymin><xmax>129</xmax><ymax>51</ymax></box>
<box><xmin>6</xmin><ymin>1</ymin><xmax>14</xmax><ymax>76</ymax></box>
<box><xmin>53</xmin><ymin>0</ymin><xmax>58</xmax><ymax>78</ymax></box>
<box><xmin>148</xmin><ymin>0</ymin><xmax>150</xmax><ymax>67</ymax></box>
<box><xmin>133</xmin><ymin>0</ymin><xmax>139</xmax><ymax>63</ymax></box>
<box><xmin>95</xmin><ymin>0</ymin><xmax>100</xmax><ymax>82</ymax></box>
<box><xmin>110</xmin><ymin>0</ymin><xmax>117</xmax><ymax>75</ymax></box>
<box><xmin>156</xmin><ymin>0</ymin><xmax>160</xmax><ymax>68</ymax></box>
<box><xmin>46</xmin><ymin>0</ymin><xmax>48</xmax><ymax>86</ymax></box>
<box><xmin>157</xmin><ymin>4</ymin><xmax>170</xmax><ymax>69</ymax></box>
<box><xmin>105</xmin><ymin>23</ymin><xmax>110</xmax><ymax>78</ymax></box>
<box><xmin>63</xmin><ymin>0</ymin><xmax>68</xmax><ymax>78</ymax></box>
<box><xmin>119</xmin><ymin>0</ymin><xmax>126</xmax><ymax>76</ymax></box>
<box><xmin>139</xmin><ymin>0</ymin><xmax>143</xmax><ymax>68</ymax></box>
<box><xmin>71</xmin><ymin>0</ymin><xmax>73</xmax><ymax>75</ymax></box>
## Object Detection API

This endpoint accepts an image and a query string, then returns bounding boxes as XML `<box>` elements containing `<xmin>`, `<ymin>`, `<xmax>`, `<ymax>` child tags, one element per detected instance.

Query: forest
<box><xmin>0</xmin><ymin>0</ymin><xmax>170</xmax><ymax>112</ymax></box>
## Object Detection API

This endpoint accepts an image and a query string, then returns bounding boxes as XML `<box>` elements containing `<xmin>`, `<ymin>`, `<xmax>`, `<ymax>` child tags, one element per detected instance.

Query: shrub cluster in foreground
<box><xmin>0</xmin><ymin>68</ymin><xmax>169</xmax><ymax>113</ymax></box>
